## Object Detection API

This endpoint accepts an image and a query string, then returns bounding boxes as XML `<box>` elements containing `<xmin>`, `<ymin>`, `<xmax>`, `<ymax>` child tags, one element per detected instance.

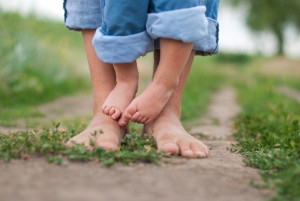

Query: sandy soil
<box><xmin>0</xmin><ymin>86</ymin><xmax>273</xmax><ymax>201</ymax></box>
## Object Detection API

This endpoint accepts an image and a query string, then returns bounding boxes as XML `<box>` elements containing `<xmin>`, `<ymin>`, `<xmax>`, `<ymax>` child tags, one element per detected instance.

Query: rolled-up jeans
<box><xmin>63</xmin><ymin>0</ymin><xmax>220</xmax><ymax>63</ymax></box>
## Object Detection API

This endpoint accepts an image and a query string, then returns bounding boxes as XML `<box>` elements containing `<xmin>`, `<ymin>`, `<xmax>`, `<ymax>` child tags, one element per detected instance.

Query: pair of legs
<box><xmin>102</xmin><ymin>38</ymin><xmax>193</xmax><ymax>126</ymax></box>
<box><xmin>66</xmin><ymin>29</ymin><xmax>209</xmax><ymax>158</ymax></box>
<box><xmin>97</xmin><ymin>1</ymin><xmax>204</xmax><ymax>126</ymax></box>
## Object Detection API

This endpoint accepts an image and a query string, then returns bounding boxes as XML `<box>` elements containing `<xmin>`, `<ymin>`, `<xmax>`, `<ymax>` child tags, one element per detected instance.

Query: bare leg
<box><xmin>66</xmin><ymin>29</ymin><xmax>126</xmax><ymax>151</ymax></box>
<box><xmin>143</xmin><ymin>50</ymin><xmax>210</xmax><ymax>158</ymax></box>
<box><xmin>102</xmin><ymin>62</ymin><xmax>139</xmax><ymax>120</ymax></box>
<box><xmin>119</xmin><ymin>38</ymin><xmax>193</xmax><ymax>126</ymax></box>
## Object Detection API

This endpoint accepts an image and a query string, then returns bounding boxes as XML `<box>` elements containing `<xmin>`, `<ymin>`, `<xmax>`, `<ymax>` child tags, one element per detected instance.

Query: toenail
<box><xmin>197</xmin><ymin>151</ymin><xmax>205</xmax><ymax>158</ymax></box>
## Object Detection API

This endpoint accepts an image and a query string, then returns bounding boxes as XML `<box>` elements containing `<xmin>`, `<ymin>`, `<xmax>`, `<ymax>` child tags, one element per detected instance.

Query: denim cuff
<box><xmin>92</xmin><ymin>29</ymin><xmax>154</xmax><ymax>63</ymax></box>
<box><xmin>146</xmin><ymin>6</ymin><xmax>208</xmax><ymax>43</ymax></box>
<box><xmin>194</xmin><ymin>18</ymin><xmax>219</xmax><ymax>56</ymax></box>
<box><xmin>63</xmin><ymin>0</ymin><xmax>102</xmax><ymax>31</ymax></box>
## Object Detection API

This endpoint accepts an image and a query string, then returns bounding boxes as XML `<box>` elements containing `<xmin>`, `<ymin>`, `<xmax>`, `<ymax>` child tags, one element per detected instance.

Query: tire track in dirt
<box><xmin>0</xmin><ymin>86</ymin><xmax>273</xmax><ymax>201</ymax></box>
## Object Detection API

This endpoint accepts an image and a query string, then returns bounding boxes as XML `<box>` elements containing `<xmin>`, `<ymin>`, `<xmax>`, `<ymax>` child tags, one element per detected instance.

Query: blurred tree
<box><xmin>230</xmin><ymin>0</ymin><xmax>300</xmax><ymax>56</ymax></box>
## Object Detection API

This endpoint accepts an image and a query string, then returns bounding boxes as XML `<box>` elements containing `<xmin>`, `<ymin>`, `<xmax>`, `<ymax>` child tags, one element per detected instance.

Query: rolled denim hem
<box><xmin>194</xmin><ymin>18</ymin><xmax>219</xmax><ymax>56</ymax></box>
<box><xmin>146</xmin><ymin>6</ymin><xmax>208</xmax><ymax>43</ymax></box>
<box><xmin>153</xmin><ymin>18</ymin><xmax>219</xmax><ymax>56</ymax></box>
<box><xmin>63</xmin><ymin>0</ymin><xmax>102</xmax><ymax>31</ymax></box>
<box><xmin>92</xmin><ymin>30</ymin><xmax>154</xmax><ymax>63</ymax></box>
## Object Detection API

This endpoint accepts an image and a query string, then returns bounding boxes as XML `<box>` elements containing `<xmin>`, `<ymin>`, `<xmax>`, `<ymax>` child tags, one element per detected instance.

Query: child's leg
<box><xmin>118</xmin><ymin>0</ymin><xmax>207</xmax><ymax>126</ymax></box>
<box><xmin>119</xmin><ymin>38</ymin><xmax>193</xmax><ymax>126</ymax></box>
<box><xmin>102</xmin><ymin>61</ymin><xmax>139</xmax><ymax>120</ymax></box>
<box><xmin>92</xmin><ymin>1</ymin><xmax>152</xmax><ymax>120</ymax></box>
<box><xmin>144</xmin><ymin>50</ymin><xmax>210</xmax><ymax>158</ymax></box>
<box><xmin>66</xmin><ymin>30</ymin><xmax>126</xmax><ymax>151</ymax></box>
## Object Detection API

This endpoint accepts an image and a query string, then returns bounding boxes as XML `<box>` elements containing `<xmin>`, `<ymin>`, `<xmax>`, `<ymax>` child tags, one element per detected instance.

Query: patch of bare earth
<box><xmin>0</xmin><ymin>86</ymin><xmax>273</xmax><ymax>201</ymax></box>
<box><xmin>278</xmin><ymin>86</ymin><xmax>300</xmax><ymax>103</ymax></box>
<box><xmin>259</xmin><ymin>57</ymin><xmax>300</xmax><ymax>77</ymax></box>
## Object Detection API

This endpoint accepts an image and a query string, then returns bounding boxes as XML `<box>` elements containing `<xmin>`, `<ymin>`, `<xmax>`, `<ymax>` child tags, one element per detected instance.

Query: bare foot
<box><xmin>66</xmin><ymin>112</ymin><xmax>127</xmax><ymax>151</ymax></box>
<box><xmin>102</xmin><ymin>62</ymin><xmax>139</xmax><ymax>120</ymax></box>
<box><xmin>143</xmin><ymin>112</ymin><xmax>209</xmax><ymax>158</ymax></box>
<box><xmin>119</xmin><ymin>80</ymin><xmax>174</xmax><ymax>126</ymax></box>
<box><xmin>102</xmin><ymin>80</ymin><xmax>138</xmax><ymax>120</ymax></box>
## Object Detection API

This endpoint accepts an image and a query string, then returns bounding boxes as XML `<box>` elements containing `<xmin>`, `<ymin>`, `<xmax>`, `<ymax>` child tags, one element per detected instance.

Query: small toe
<box><xmin>191</xmin><ymin>144</ymin><xmax>206</xmax><ymax>158</ymax></box>
<box><xmin>136</xmin><ymin>116</ymin><xmax>143</xmax><ymax>123</ymax></box>
<box><xmin>131</xmin><ymin>111</ymin><xmax>142</xmax><ymax>122</ymax></box>
<box><xmin>103</xmin><ymin>105</ymin><xmax>111</xmax><ymax>115</ymax></box>
<box><xmin>108</xmin><ymin>107</ymin><xmax>116</xmax><ymax>116</ymax></box>
<box><xmin>203</xmin><ymin>145</ymin><xmax>210</xmax><ymax>157</ymax></box>
<box><xmin>111</xmin><ymin>109</ymin><xmax>121</xmax><ymax>120</ymax></box>
<box><xmin>140</xmin><ymin>117</ymin><xmax>148</xmax><ymax>124</ymax></box>
<box><xmin>124</xmin><ymin>104</ymin><xmax>137</xmax><ymax>118</ymax></box>
<box><xmin>178</xmin><ymin>142</ymin><xmax>194</xmax><ymax>158</ymax></box>
<box><xmin>118</xmin><ymin>118</ymin><xmax>129</xmax><ymax>127</ymax></box>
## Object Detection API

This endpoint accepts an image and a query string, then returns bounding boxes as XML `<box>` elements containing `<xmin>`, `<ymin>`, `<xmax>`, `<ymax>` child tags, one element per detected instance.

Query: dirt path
<box><xmin>0</xmin><ymin>93</ymin><xmax>93</xmax><ymax>134</ymax></box>
<box><xmin>278</xmin><ymin>86</ymin><xmax>300</xmax><ymax>103</ymax></box>
<box><xmin>0</xmin><ymin>86</ymin><xmax>273</xmax><ymax>201</ymax></box>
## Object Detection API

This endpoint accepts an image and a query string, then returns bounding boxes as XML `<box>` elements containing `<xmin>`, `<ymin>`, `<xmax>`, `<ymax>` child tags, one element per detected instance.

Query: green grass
<box><xmin>181</xmin><ymin>55</ymin><xmax>226</xmax><ymax>122</ymax></box>
<box><xmin>0</xmin><ymin>122</ymin><xmax>164</xmax><ymax>166</ymax></box>
<box><xmin>0</xmin><ymin>11</ymin><xmax>89</xmax><ymax>125</ymax></box>
<box><xmin>233</xmin><ymin>72</ymin><xmax>300</xmax><ymax>200</ymax></box>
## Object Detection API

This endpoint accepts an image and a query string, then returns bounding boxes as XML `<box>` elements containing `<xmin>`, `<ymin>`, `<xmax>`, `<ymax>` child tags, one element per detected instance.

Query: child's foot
<box><xmin>102</xmin><ymin>80</ymin><xmax>138</xmax><ymax>120</ymax></box>
<box><xmin>102</xmin><ymin>62</ymin><xmax>139</xmax><ymax>120</ymax></box>
<box><xmin>66</xmin><ymin>112</ymin><xmax>126</xmax><ymax>151</ymax></box>
<box><xmin>118</xmin><ymin>80</ymin><xmax>175</xmax><ymax>126</ymax></box>
<box><xmin>143</xmin><ymin>111</ymin><xmax>209</xmax><ymax>158</ymax></box>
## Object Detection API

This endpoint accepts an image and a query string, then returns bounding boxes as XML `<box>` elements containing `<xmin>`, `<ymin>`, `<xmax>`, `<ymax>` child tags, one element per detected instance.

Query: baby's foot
<box><xmin>119</xmin><ymin>81</ymin><xmax>174</xmax><ymax>126</ymax></box>
<box><xmin>102</xmin><ymin>80</ymin><xmax>138</xmax><ymax>120</ymax></box>
<box><xmin>144</xmin><ymin>112</ymin><xmax>209</xmax><ymax>158</ymax></box>
<box><xmin>66</xmin><ymin>112</ymin><xmax>126</xmax><ymax>151</ymax></box>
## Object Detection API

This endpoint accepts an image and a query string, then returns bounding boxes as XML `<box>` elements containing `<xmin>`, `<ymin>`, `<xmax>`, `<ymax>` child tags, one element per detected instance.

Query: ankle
<box><xmin>160</xmin><ymin>107</ymin><xmax>181</xmax><ymax>119</ymax></box>
<box><xmin>152</xmin><ymin>77</ymin><xmax>179</xmax><ymax>91</ymax></box>
<box><xmin>116</xmin><ymin>79</ymin><xmax>138</xmax><ymax>95</ymax></box>
<box><xmin>116</xmin><ymin>71</ymin><xmax>139</xmax><ymax>87</ymax></box>
<box><xmin>114</xmin><ymin>63</ymin><xmax>139</xmax><ymax>84</ymax></box>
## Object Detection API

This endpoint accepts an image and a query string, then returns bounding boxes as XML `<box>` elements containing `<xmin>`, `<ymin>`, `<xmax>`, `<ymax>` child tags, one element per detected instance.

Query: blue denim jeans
<box><xmin>63</xmin><ymin>0</ymin><xmax>220</xmax><ymax>62</ymax></box>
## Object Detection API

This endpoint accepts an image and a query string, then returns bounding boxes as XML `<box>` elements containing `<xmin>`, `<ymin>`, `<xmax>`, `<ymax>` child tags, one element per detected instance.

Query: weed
<box><xmin>0</xmin><ymin>122</ymin><xmax>164</xmax><ymax>167</ymax></box>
